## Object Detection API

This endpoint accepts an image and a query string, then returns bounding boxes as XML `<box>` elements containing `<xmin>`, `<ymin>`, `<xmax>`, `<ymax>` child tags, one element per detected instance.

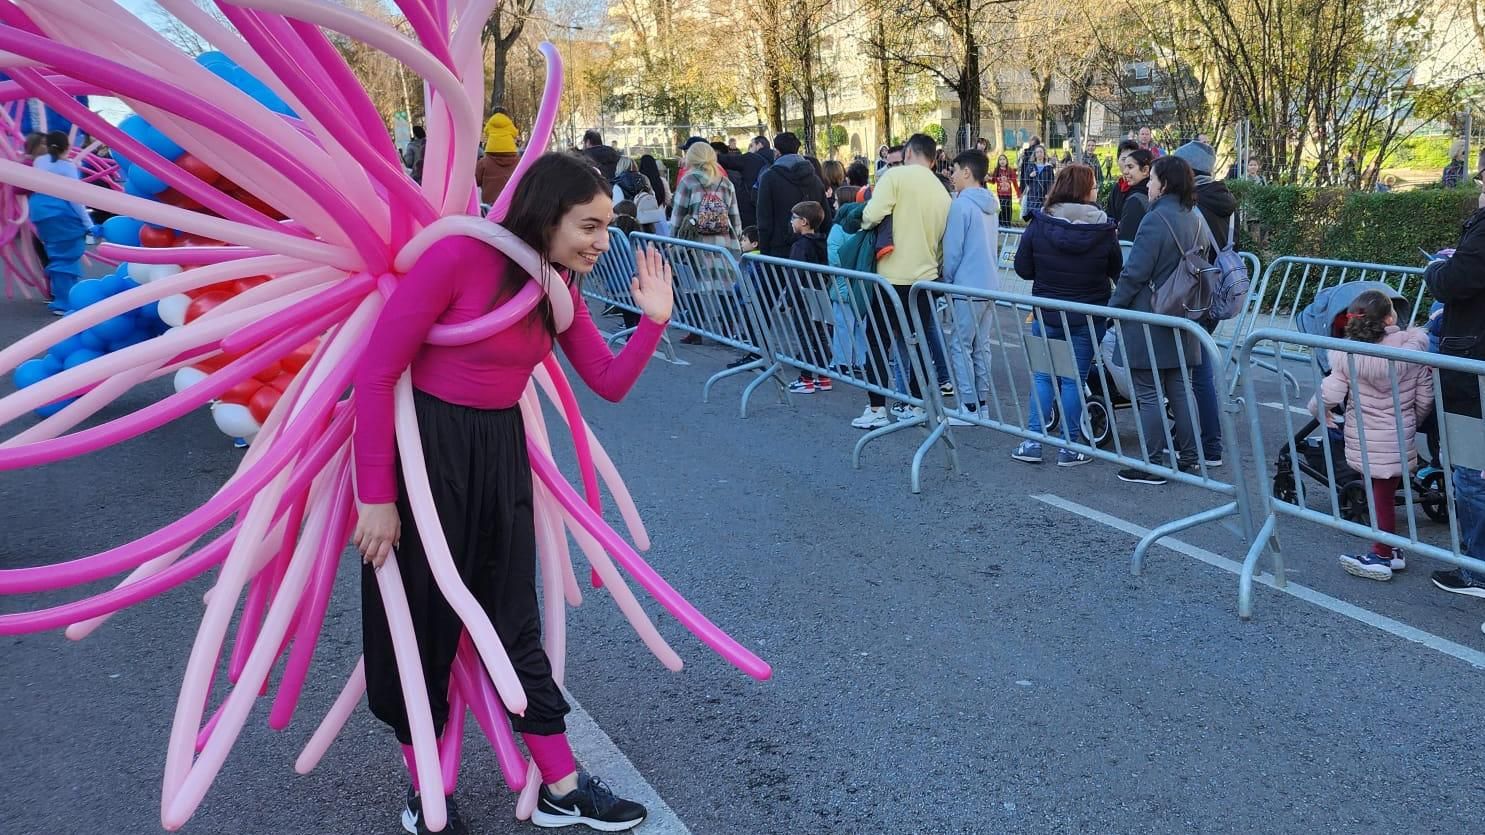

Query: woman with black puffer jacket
<box><xmin>1009</xmin><ymin>163</ymin><xmax>1123</xmax><ymax>467</ymax></box>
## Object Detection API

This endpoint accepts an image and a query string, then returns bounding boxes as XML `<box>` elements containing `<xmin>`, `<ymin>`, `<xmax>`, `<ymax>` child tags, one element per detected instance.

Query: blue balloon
<box><xmin>139</xmin><ymin>300</ymin><xmax>161</xmax><ymax>322</ymax></box>
<box><xmin>48</xmin><ymin>334</ymin><xmax>84</xmax><ymax>361</ymax></box>
<box><xmin>77</xmin><ymin>330</ymin><xmax>107</xmax><ymax>352</ymax></box>
<box><xmin>101</xmin><ymin>216</ymin><xmax>144</xmax><ymax>247</ymax></box>
<box><xmin>99</xmin><ymin>273</ymin><xmax>133</xmax><ymax>296</ymax></box>
<box><xmin>40</xmin><ymin>354</ymin><xmax>63</xmax><ymax>375</ymax></box>
<box><xmin>63</xmin><ymin>348</ymin><xmax>104</xmax><ymax>370</ymax></box>
<box><xmin>67</xmin><ymin>279</ymin><xmax>110</xmax><ymax>311</ymax></box>
<box><xmin>91</xmin><ymin>314</ymin><xmax>136</xmax><ymax>344</ymax></box>
<box><xmin>13</xmin><ymin>357</ymin><xmax>51</xmax><ymax>388</ymax></box>
<box><xmin>118</xmin><ymin>115</ymin><xmax>184</xmax><ymax>162</ymax></box>
<box><xmin>126</xmin><ymin>164</ymin><xmax>168</xmax><ymax>196</ymax></box>
<box><xmin>35</xmin><ymin>398</ymin><xmax>76</xmax><ymax>419</ymax></box>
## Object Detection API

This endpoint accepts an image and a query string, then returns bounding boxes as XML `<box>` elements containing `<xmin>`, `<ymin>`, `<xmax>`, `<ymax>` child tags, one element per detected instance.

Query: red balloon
<box><xmin>177</xmin><ymin>153</ymin><xmax>220</xmax><ymax>184</ymax></box>
<box><xmin>185</xmin><ymin>290</ymin><xmax>234</xmax><ymax>324</ymax></box>
<box><xmin>253</xmin><ymin>360</ymin><xmax>282</xmax><ymax>384</ymax></box>
<box><xmin>139</xmin><ymin>226</ymin><xmax>176</xmax><ymax>248</ymax></box>
<box><xmin>221</xmin><ymin>377</ymin><xmax>262</xmax><ymax>406</ymax></box>
<box><xmin>247</xmin><ymin>385</ymin><xmax>283</xmax><ymax>424</ymax></box>
<box><xmin>280</xmin><ymin>340</ymin><xmax>317</xmax><ymax>374</ymax></box>
<box><xmin>267</xmin><ymin>371</ymin><xmax>295</xmax><ymax>393</ymax></box>
<box><xmin>232</xmin><ymin>275</ymin><xmax>270</xmax><ymax>295</ymax></box>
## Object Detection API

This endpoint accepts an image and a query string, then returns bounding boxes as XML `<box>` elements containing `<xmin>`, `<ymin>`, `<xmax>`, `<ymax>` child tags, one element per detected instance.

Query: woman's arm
<box><xmin>351</xmin><ymin>238</ymin><xmax>463</xmax><ymax>503</ymax></box>
<box><xmin>1109</xmin><ymin>215</ymin><xmax>1158</xmax><ymax>309</ymax></box>
<box><xmin>557</xmin><ymin>290</ymin><xmax>666</xmax><ymax>402</ymax></box>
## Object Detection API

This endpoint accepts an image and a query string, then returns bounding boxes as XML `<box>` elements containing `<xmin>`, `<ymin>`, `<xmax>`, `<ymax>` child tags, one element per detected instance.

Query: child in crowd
<box><xmin>786</xmin><ymin>201</ymin><xmax>833</xmax><ymax>393</ymax></box>
<box><xmin>990</xmin><ymin>153</ymin><xmax>1017</xmax><ymax>225</ymax></box>
<box><xmin>1313</xmin><ymin>289</ymin><xmax>1434</xmax><ymax>581</ymax></box>
<box><xmin>941</xmin><ymin>150</ymin><xmax>998</xmax><ymax>420</ymax></box>
<box><xmin>827</xmin><ymin>186</ymin><xmax>868</xmax><ymax>379</ymax></box>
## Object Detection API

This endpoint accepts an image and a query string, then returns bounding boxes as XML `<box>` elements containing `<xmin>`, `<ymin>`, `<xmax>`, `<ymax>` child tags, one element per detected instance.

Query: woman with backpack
<box><xmin>1108</xmin><ymin>155</ymin><xmax>1204</xmax><ymax>485</ymax></box>
<box><xmin>669</xmin><ymin>142</ymin><xmax>742</xmax><ymax>343</ymax></box>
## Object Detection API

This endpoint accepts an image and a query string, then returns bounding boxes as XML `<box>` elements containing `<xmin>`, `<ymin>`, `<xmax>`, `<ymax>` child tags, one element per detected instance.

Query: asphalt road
<box><xmin>4</xmin><ymin>295</ymin><xmax>1484</xmax><ymax>835</ymax></box>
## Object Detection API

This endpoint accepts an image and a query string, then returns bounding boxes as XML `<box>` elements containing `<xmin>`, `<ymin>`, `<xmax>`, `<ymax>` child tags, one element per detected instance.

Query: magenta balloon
<box><xmin>220</xmin><ymin>272</ymin><xmax>374</xmax><ymax>355</ymax></box>
<box><xmin>527</xmin><ymin>442</ymin><xmax>773</xmax><ymax>681</ymax></box>
<box><xmin>490</xmin><ymin>42</ymin><xmax>562</xmax><ymax>223</ymax></box>
<box><xmin>97</xmin><ymin>244</ymin><xmax>272</xmax><ymax>265</ymax></box>
<box><xmin>452</xmin><ymin>637</ymin><xmax>528</xmax><ymax>792</ymax></box>
<box><xmin>267</xmin><ymin>499</ymin><xmax>352</xmax><ymax>729</ymax></box>
<box><xmin>287</xmin><ymin>19</ymin><xmax>400</xmax><ymax>166</ymax></box>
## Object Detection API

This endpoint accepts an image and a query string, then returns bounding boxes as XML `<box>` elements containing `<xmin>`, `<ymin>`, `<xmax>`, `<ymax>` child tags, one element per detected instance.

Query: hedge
<box><xmin>1229</xmin><ymin>181</ymin><xmax>1478</xmax><ymax>267</ymax></box>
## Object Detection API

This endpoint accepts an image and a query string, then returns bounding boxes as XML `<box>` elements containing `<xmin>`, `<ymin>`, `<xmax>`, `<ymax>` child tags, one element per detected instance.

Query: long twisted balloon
<box><xmin>0</xmin><ymin>2</ymin><xmax>770</xmax><ymax>831</ymax></box>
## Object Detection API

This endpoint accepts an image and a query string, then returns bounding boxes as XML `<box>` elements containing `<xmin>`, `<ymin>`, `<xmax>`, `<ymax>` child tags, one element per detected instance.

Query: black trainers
<box><xmin>1431</xmin><ymin>568</ymin><xmax>1485</xmax><ymax>598</ymax></box>
<box><xmin>402</xmin><ymin>786</ymin><xmax>469</xmax><ymax>835</ymax></box>
<box><xmin>726</xmin><ymin>353</ymin><xmax>759</xmax><ymax>369</ymax></box>
<box><xmin>532</xmin><ymin>773</ymin><xmax>647</xmax><ymax>831</ymax></box>
<box><xmin>1117</xmin><ymin>467</ymin><xmax>1168</xmax><ymax>485</ymax></box>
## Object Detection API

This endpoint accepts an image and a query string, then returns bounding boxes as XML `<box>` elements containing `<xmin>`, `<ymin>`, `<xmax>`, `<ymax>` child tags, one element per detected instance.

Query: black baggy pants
<box><xmin>362</xmin><ymin>390</ymin><xmax>569</xmax><ymax>744</ymax></box>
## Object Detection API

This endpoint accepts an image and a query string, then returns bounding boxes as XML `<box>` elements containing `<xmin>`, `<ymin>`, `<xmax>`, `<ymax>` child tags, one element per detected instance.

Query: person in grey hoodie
<box><xmin>941</xmin><ymin>150</ymin><xmax>999</xmax><ymax>417</ymax></box>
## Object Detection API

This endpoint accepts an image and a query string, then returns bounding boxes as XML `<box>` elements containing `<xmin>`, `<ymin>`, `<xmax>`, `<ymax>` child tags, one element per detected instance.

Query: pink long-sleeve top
<box><xmin>353</xmin><ymin>235</ymin><xmax>664</xmax><ymax>503</ymax></box>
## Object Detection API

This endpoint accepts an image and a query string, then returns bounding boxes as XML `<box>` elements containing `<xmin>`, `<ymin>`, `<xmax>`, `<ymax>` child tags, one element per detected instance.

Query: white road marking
<box><xmin>1033</xmin><ymin>493</ymin><xmax>1485</xmax><ymax>670</ymax></box>
<box><xmin>1260</xmin><ymin>401</ymin><xmax>1312</xmax><ymax>416</ymax></box>
<box><xmin>565</xmin><ymin>692</ymin><xmax>692</xmax><ymax>833</ymax></box>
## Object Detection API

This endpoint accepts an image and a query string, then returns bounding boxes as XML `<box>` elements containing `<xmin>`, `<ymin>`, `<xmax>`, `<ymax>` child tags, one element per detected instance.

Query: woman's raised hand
<box><xmin>631</xmin><ymin>245</ymin><xmax>674</xmax><ymax>325</ymax></box>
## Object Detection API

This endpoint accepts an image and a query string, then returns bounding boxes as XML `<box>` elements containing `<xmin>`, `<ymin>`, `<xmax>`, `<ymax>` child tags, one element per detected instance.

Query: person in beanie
<box><xmin>1170</xmin><ymin>139</ymin><xmax>1238</xmax><ymax>466</ymax></box>
<box><xmin>353</xmin><ymin>153</ymin><xmax>667</xmax><ymax>834</ymax></box>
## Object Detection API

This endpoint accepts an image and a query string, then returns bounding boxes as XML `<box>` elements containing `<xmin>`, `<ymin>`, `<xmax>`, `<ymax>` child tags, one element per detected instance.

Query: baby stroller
<box><xmin>1039</xmin><ymin>322</ymin><xmax>1136</xmax><ymax>450</ymax></box>
<box><xmin>1268</xmin><ymin>282</ymin><xmax>1449</xmax><ymax>524</ymax></box>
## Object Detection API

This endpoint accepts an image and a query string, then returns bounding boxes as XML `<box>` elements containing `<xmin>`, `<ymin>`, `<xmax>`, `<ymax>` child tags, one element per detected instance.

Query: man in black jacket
<box><xmin>1171</xmin><ymin>141</ymin><xmax>1238</xmax><ymax>247</ymax></box>
<box><xmin>756</xmin><ymin>132</ymin><xmax>830</xmax><ymax>258</ymax></box>
<box><xmin>1423</xmin><ymin>194</ymin><xmax>1485</xmax><ymax>604</ymax></box>
<box><xmin>718</xmin><ymin>135</ymin><xmax>774</xmax><ymax>229</ymax></box>
<box><xmin>580</xmin><ymin>129</ymin><xmax>620</xmax><ymax>183</ymax></box>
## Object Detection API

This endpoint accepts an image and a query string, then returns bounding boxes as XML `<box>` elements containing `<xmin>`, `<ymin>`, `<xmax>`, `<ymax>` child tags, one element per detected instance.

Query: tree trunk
<box><xmin>873</xmin><ymin>16</ymin><xmax>891</xmax><ymax>148</ymax></box>
<box><xmin>490</xmin><ymin>40</ymin><xmax>510</xmax><ymax>113</ymax></box>
<box><xmin>767</xmin><ymin>72</ymin><xmax>784</xmax><ymax>134</ymax></box>
<box><xmin>957</xmin><ymin>33</ymin><xmax>980</xmax><ymax>153</ymax></box>
<box><xmin>797</xmin><ymin>13</ymin><xmax>817</xmax><ymax>154</ymax></box>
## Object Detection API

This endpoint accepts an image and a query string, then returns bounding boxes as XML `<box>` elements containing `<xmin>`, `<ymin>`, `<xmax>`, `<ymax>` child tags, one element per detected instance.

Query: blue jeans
<box><xmin>1025</xmin><ymin>320</ymin><xmax>1095</xmax><ymax>442</ymax></box>
<box><xmin>1191</xmin><ymin>349</ymin><xmax>1223</xmax><ymax>460</ymax></box>
<box><xmin>1454</xmin><ymin>467</ymin><xmax>1485</xmax><ymax>581</ymax></box>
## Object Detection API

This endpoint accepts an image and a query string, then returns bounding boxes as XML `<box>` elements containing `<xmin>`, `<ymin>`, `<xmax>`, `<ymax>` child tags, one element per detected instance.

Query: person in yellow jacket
<box><xmin>851</xmin><ymin>132</ymin><xmax>953</xmax><ymax>430</ymax></box>
<box><xmin>482</xmin><ymin>108</ymin><xmax>520</xmax><ymax>154</ymax></box>
<box><xmin>477</xmin><ymin>108</ymin><xmax>521</xmax><ymax>205</ymax></box>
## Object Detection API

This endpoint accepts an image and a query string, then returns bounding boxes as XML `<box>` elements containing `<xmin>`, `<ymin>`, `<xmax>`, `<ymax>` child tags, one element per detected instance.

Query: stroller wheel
<box><xmin>1045</xmin><ymin>401</ymin><xmax>1061</xmax><ymax>435</ymax></box>
<box><xmin>1272</xmin><ymin>472</ymin><xmax>1298</xmax><ymax>505</ymax></box>
<box><xmin>1085</xmin><ymin>400</ymin><xmax>1112</xmax><ymax>449</ymax></box>
<box><xmin>1420</xmin><ymin>470</ymin><xmax>1450</xmax><ymax>524</ymax></box>
<box><xmin>1340</xmin><ymin>481</ymin><xmax>1369</xmax><ymax>524</ymax></box>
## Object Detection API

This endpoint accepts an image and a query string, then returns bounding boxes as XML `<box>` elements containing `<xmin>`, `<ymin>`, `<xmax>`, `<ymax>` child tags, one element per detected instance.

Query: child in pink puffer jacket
<box><xmin>1313</xmin><ymin>289</ymin><xmax>1435</xmax><ymax>581</ymax></box>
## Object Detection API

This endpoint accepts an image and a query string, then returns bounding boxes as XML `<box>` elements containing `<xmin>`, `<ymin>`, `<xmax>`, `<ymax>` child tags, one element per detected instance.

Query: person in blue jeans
<box><xmin>1422</xmin><ymin>197</ymin><xmax>1485</xmax><ymax>626</ymax></box>
<box><xmin>1007</xmin><ymin>162</ymin><xmax>1123</xmax><ymax>466</ymax></box>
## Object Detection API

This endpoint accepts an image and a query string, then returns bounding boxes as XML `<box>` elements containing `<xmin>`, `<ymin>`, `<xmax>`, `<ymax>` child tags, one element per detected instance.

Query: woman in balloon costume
<box><xmin>0</xmin><ymin>2</ymin><xmax>770</xmax><ymax>834</ymax></box>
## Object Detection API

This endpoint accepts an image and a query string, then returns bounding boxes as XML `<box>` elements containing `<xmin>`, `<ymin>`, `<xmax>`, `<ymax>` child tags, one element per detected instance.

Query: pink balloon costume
<box><xmin>0</xmin><ymin>2</ymin><xmax>770</xmax><ymax>832</ymax></box>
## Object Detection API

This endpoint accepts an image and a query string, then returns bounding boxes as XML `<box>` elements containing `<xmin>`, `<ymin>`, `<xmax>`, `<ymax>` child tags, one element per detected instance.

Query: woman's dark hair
<box><xmin>1044</xmin><ymin>163</ymin><xmax>1097</xmax><ymax>209</ymax></box>
<box><xmin>845</xmin><ymin>161</ymin><xmax>870</xmax><ymax>186</ymax></box>
<box><xmin>23</xmin><ymin>132</ymin><xmax>45</xmax><ymax>157</ymax></box>
<box><xmin>822</xmin><ymin>159</ymin><xmax>846</xmax><ymax>188</ymax></box>
<box><xmin>805</xmin><ymin>155</ymin><xmax>824</xmax><ymax>184</ymax></box>
<box><xmin>1344</xmin><ymin>289</ymin><xmax>1395</xmax><ymax>343</ymax></box>
<box><xmin>499</xmin><ymin>152</ymin><xmax>610</xmax><ymax>329</ymax></box>
<box><xmin>44</xmin><ymin>130</ymin><xmax>69</xmax><ymax>161</ymax></box>
<box><xmin>709</xmin><ymin>141</ymin><xmax>730</xmax><ymax>157</ymax></box>
<box><xmin>1151</xmin><ymin>155</ymin><xmax>1197</xmax><ymax>208</ymax></box>
<box><xmin>638</xmin><ymin>154</ymin><xmax>666</xmax><ymax>197</ymax></box>
<box><xmin>1120</xmin><ymin>147</ymin><xmax>1154</xmax><ymax>171</ymax></box>
<box><xmin>1117</xmin><ymin>139</ymin><xmax>1140</xmax><ymax>155</ymax></box>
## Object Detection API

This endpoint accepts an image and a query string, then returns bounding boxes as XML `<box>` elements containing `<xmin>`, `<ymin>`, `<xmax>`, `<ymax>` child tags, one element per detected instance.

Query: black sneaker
<box><xmin>532</xmin><ymin>773</ymin><xmax>647</xmax><ymax>831</ymax></box>
<box><xmin>1117</xmin><ymin>467</ymin><xmax>1168</xmax><ymax>485</ymax></box>
<box><xmin>726</xmin><ymin>353</ymin><xmax>759</xmax><ymax>369</ymax></box>
<box><xmin>402</xmin><ymin>786</ymin><xmax>469</xmax><ymax>835</ymax></box>
<box><xmin>1431</xmin><ymin>568</ymin><xmax>1485</xmax><ymax>598</ymax></box>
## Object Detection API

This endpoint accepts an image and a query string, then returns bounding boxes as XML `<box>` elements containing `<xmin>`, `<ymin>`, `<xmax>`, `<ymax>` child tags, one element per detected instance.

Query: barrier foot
<box><xmin>738</xmin><ymin>362</ymin><xmax>785</xmax><ymax>419</ymax></box>
<box><xmin>910</xmin><ymin>420</ymin><xmax>952</xmax><ymax>494</ymax></box>
<box><xmin>1130</xmin><ymin>501</ymin><xmax>1240</xmax><ymax>576</ymax></box>
<box><xmin>852</xmin><ymin>413</ymin><xmax>923</xmax><ymax>470</ymax></box>
<box><xmin>703</xmin><ymin>358</ymin><xmax>766</xmax><ymax>405</ymax></box>
<box><xmin>1237</xmin><ymin>513</ymin><xmax>1279</xmax><ymax>620</ymax></box>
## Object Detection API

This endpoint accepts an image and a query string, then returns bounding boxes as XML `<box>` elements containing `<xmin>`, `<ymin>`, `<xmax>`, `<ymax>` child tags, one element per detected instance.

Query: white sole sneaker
<box><xmin>531</xmin><ymin>809</ymin><xmax>645</xmax><ymax>831</ymax></box>
<box><xmin>1339</xmin><ymin>555</ymin><xmax>1392</xmax><ymax>581</ymax></box>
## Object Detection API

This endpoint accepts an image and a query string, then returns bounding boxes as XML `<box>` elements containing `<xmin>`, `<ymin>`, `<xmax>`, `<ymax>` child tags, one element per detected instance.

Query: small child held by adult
<box><xmin>786</xmin><ymin>201</ymin><xmax>833</xmax><ymax>393</ymax></box>
<box><xmin>1312</xmin><ymin>289</ymin><xmax>1434</xmax><ymax>581</ymax></box>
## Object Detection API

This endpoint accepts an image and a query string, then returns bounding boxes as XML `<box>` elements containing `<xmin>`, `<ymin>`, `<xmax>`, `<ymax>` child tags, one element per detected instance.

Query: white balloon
<box><xmin>126</xmin><ymin>262</ymin><xmax>183</xmax><ymax>284</ymax></box>
<box><xmin>158</xmin><ymin>293</ymin><xmax>191</xmax><ymax>328</ymax></box>
<box><xmin>172</xmin><ymin>367</ymin><xmax>208</xmax><ymax>393</ymax></box>
<box><xmin>211</xmin><ymin>402</ymin><xmax>260</xmax><ymax>438</ymax></box>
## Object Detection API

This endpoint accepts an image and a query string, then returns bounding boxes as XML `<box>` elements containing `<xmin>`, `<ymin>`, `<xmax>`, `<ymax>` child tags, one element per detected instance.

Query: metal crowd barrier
<box><xmin>907</xmin><ymin>282</ymin><xmax>1260</xmax><ymax>570</ymax></box>
<box><xmin>1237</xmin><ymin>327</ymin><xmax>1485</xmax><ymax>618</ymax></box>
<box><xmin>741</xmin><ymin>253</ymin><xmax>955</xmax><ymax>473</ymax></box>
<box><xmin>1218</xmin><ymin>256</ymin><xmax>1426</xmax><ymax>390</ymax></box>
<box><xmin>580</xmin><ymin>227</ymin><xmax>678</xmax><ymax>362</ymax></box>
